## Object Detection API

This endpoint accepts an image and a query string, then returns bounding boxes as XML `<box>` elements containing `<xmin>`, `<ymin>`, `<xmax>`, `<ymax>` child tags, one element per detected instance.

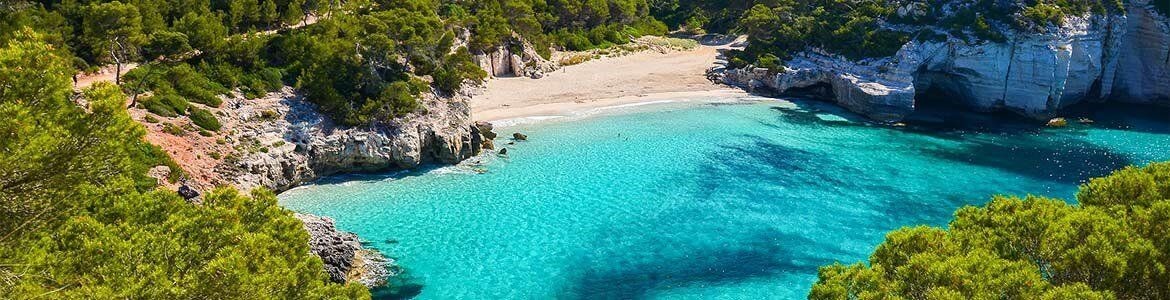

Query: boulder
<box><xmin>475</xmin><ymin>121</ymin><xmax>497</xmax><ymax>140</ymax></box>
<box><xmin>512</xmin><ymin>132</ymin><xmax>528</xmax><ymax>140</ymax></box>
<box><xmin>177</xmin><ymin>184</ymin><xmax>200</xmax><ymax>200</ymax></box>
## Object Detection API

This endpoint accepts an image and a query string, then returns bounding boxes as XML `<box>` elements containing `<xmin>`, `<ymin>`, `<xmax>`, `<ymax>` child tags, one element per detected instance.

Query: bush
<box><xmin>162</xmin><ymin>122</ymin><xmax>185</xmax><ymax>135</ymax></box>
<box><xmin>141</xmin><ymin>97</ymin><xmax>179</xmax><ymax>117</ymax></box>
<box><xmin>189</xmin><ymin>107</ymin><xmax>222</xmax><ymax>131</ymax></box>
<box><xmin>1023</xmin><ymin>3</ymin><xmax>1066</xmax><ymax>27</ymax></box>
<box><xmin>557</xmin><ymin>30</ymin><xmax>594</xmax><ymax>51</ymax></box>
<box><xmin>810</xmin><ymin>162</ymin><xmax>1170</xmax><ymax>299</ymax></box>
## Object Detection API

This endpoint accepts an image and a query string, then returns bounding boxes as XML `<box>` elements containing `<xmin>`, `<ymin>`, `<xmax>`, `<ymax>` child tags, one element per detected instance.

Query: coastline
<box><xmin>471</xmin><ymin>42</ymin><xmax>740</xmax><ymax>122</ymax></box>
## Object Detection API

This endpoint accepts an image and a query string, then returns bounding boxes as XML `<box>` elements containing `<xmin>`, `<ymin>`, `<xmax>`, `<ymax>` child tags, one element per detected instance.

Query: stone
<box><xmin>177</xmin><ymin>184</ymin><xmax>200</xmax><ymax>200</ymax></box>
<box><xmin>1047</xmin><ymin>118</ymin><xmax>1069</xmax><ymax>127</ymax></box>
<box><xmin>147</xmin><ymin>165</ymin><xmax>171</xmax><ymax>186</ymax></box>
<box><xmin>475</xmin><ymin>121</ymin><xmax>497</xmax><ymax>140</ymax></box>
<box><xmin>498</xmin><ymin>148</ymin><xmax>508</xmax><ymax>155</ymax></box>
<box><xmin>482</xmin><ymin>139</ymin><xmax>495</xmax><ymax>150</ymax></box>
<box><xmin>512</xmin><ymin>132</ymin><xmax>527</xmax><ymax>140</ymax></box>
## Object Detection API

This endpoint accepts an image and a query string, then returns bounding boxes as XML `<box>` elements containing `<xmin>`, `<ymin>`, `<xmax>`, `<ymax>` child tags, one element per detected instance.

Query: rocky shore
<box><xmin>296</xmin><ymin>213</ymin><xmax>395</xmax><ymax>287</ymax></box>
<box><xmin>711</xmin><ymin>0</ymin><xmax>1169</xmax><ymax>121</ymax></box>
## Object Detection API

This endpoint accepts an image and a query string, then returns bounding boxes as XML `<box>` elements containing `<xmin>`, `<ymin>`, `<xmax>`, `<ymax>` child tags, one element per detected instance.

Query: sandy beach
<box><xmin>471</xmin><ymin>43</ymin><xmax>744</xmax><ymax>122</ymax></box>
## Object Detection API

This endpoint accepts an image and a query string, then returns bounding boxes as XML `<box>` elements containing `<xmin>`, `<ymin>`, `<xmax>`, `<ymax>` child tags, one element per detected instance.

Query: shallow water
<box><xmin>280</xmin><ymin>97</ymin><xmax>1170</xmax><ymax>299</ymax></box>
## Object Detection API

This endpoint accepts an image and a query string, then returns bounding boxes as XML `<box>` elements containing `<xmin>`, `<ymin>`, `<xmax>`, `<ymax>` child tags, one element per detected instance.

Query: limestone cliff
<box><xmin>714</xmin><ymin>1</ymin><xmax>1169</xmax><ymax>121</ymax></box>
<box><xmin>463</xmin><ymin>30</ymin><xmax>558</xmax><ymax>79</ymax></box>
<box><xmin>213</xmin><ymin>87</ymin><xmax>484</xmax><ymax>193</ymax></box>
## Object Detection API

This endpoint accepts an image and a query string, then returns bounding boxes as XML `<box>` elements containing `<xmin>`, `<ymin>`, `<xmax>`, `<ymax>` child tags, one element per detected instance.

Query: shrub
<box><xmin>810</xmin><ymin>162</ymin><xmax>1170</xmax><ymax>299</ymax></box>
<box><xmin>162</xmin><ymin>122</ymin><xmax>185</xmax><ymax>135</ymax></box>
<box><xmin>141</xmin><ymin>97</ymin><xmax>180</xmax><ymax>117</ymax></box>
<box><xmin>189</xmin><ymin>107</ymin><xmax>222</xmax><ymax>131</ymax></box>
<box><xmin>1023</xmin><ymin>3</ymin><xmax>1066</xmax><ymax>27</ymax></box>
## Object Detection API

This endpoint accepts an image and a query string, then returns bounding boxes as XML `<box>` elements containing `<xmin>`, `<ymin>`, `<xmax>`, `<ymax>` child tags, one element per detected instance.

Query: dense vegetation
<box><xmin>0</xmin><ymin>30</ymin><xmax>367</xmax><ymax>298</ymax></box>
<box><xmin>1</xmin><ymin>0</ymin><xmax>667</xmax><ymax>127</ymax></box>
<box><xmin>811</xmin><ymin>162</ymin><xmax>1170</xmax><ymax>299</ymax></box>
<box><xmin>0</xmin><ymin>29</ymin><xmax>365</xmax><ymax>298</ymax></box>
<box><xmin>660</xmin><ymin>0</ymin><xmax>1133</xmax><ymax>69</ymax></box>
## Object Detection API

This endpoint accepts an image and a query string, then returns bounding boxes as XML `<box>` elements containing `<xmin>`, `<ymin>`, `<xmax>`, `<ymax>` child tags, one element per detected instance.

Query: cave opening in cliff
<box><xmin>779</xmin><ymin>82</ymin><xmax>836</xmax><ymax>102</ymax></box>
<box><xmin>907</xmin><ymin>71</ymin><xmax>1030</xmax><ymax>130</ymax></box>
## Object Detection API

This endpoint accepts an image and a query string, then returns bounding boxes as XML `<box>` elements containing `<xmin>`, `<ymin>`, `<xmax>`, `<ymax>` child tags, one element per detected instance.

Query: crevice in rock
<box><xmin>778</xmin><ymin>82</ymin><xmax>836</xmax><ymax>102</ymax></box>
<box><xmin>1000</xmin><ymin>42</ymin><xmax>1017</xmax><ymax>104</ymax></box>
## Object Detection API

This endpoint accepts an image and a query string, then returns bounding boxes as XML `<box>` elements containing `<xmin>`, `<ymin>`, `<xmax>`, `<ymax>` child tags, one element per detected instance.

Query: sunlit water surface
<box><xmin>279</xmin><ymin>96</ymin><xmax>1170</xmax><ymax>299</ymax></box>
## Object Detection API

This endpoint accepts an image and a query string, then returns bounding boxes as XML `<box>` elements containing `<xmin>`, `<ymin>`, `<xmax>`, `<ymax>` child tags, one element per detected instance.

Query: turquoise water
<box><xmin>279</xmin><ymin>97</ymin><xmax>1170</xmax><ymax>299</ymax></box>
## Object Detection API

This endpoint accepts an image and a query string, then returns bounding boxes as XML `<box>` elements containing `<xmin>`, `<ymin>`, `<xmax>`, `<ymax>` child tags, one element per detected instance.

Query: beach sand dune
<box><xmin>471</xmin><ymin>43</ymin><xmax>743</xmax><ymax>121</ymax></box>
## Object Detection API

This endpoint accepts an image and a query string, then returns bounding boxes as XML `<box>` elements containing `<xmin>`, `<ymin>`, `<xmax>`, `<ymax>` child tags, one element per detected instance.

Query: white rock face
<box><xmin>1113</xmin><ymin>0</ymin><xmax>1170</xmax><ymax>104</ymax></box>
<box><xmin>473</xmin><ymin>33</ymin><xmax>557</xmax><ymax>79</ymax></box>
<box><xmin>218</xmin><ymin>88</ymin><xmax>483</xmax><ymax>193</ymax></box>
<box><xmin>717</xmin><ymin>3</ymin><xmax>1169</xmax><ymax>120</ymax></box>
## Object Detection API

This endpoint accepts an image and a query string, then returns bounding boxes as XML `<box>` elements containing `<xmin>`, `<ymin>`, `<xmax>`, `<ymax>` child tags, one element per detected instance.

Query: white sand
<box><xmin>471</xmin><ymin>44</ymin><xmax>743</xmax><ymax>121</ymax></box>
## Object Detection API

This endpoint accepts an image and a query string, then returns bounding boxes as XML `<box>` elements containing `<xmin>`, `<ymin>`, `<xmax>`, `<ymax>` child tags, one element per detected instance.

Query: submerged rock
<box><xmin>513</xmin><ymin>132</ymin><xmax>528</xmax><ymax>140</ymax></box>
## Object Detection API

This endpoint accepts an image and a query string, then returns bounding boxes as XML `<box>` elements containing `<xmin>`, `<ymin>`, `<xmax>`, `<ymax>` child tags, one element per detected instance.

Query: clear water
<box><xmin>279</xmin><ymin>97</ymin><xmax>1170</xmax><ymax>299</ymax></box>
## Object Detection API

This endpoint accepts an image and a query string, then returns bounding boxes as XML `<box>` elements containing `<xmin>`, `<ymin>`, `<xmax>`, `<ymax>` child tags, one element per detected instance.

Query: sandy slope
<box><xmin>471</xmin><ymin>44</ymin><xmax>742</xmax><ymax>121</ymax></box>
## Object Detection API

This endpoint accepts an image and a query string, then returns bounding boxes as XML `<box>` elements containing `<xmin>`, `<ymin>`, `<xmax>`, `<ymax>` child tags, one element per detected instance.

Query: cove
<box><xmin>279</xmin><ymin>97</ymin><xmax>1170</xmax><ymax>299</ymax></box>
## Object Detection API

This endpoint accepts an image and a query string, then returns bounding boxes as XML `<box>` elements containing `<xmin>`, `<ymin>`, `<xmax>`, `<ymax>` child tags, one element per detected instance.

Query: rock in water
<box><xmin>513</xmin><ymin>132</ymin><xmax>528</xmax><ymax>140</ymax></box>
<box><xmin>498</xmin><ymin>148</ymin><xmax>508</xmax><ymax>155</ymax></box>
<box><xmin>475</xmin><ymin>121</ymin><xmax>497</xmax><ymax>140</ymax></box>
<box><xmin>482</xmin><ymin>139</ymin><xmax>495</xmax><ymax>150</ymax></box>
<box><xmin>1047</xmin><ymin>118</ymin><xmax>1069</xmax><ymax>127</ymax></box>
<box><xmin>296</xmin><ymin>213</ymin><xmax>393</xmax><ymax>288</ymax></box>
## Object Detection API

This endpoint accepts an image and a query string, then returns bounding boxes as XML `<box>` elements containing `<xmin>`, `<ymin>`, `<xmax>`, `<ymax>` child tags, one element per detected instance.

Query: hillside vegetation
<box><xmin>0</xmin><ymin>30</ymin><xmax>368</xmax><ymax>299</ymax></box>
<box><xmin>811</xmin><ymin>162</ymin><xmax>1170</xmax><ymax>299</ymax></box>
<box><xmin>1</xmin><ymin>0</ymin><xmax>667</xmax><ymax>127</ymax></box>
<box><xmin>652</xmin><ymin>0</ymin><xmax>1135</xmax><ymax>68</ymax></box>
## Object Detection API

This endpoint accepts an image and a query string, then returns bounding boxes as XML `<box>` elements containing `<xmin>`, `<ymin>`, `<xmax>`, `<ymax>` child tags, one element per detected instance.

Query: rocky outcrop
<box><xmin>296</xmin><ymin>213</ymin><xmax>395</xmax><ymax>287</ymax></box>
<box><xmin>714</xmin><ymin>2</ymin><xmax>1170</xmax><ymax>121</ymax></box>
<box><xmin>216</xmin><ymin>87</ymin><xmax>487</xmax><ymax>193</ymax></box>
<box><xmin>469</xmin><ymin>32</ymin><xmax>557</xmax><ymax>79</ymax></box>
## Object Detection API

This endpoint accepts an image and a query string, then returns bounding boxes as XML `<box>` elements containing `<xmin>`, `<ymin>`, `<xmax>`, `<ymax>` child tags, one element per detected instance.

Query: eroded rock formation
<box><xmin>715</xmin><ymin>1</ymin><xmax>1169</xmax><ymax>121</ymax></box>
<box><xmin>215</xmin><ymin>87</ymin><xmax>486</xmax><ymax>193</ymax></box>
<box><xmin>296</xmin><ymin>213</ymin><xmax>394</xmax><ymax>287</ymax></box>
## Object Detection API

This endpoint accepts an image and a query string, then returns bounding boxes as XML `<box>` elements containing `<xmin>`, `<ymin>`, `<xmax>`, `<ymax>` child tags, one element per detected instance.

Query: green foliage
<box><xmin>810</xmin><ymin>162</ymin><xmax>1170</xmax><ymax>299</ymax></box>
<box><xmin>143</xmin><ymin>31</ymin><xmax>193</xmax><ymax>60</ymax></box>
<box><xmin>189</xmin><ymin>107</ymin><xmax>222</xmax><ymax>131</ymax></box>
<box><xmin>144</xmin><ymin>94</ymin><xmax>191</xmax><ymax>117</ymax></box>
<box><xmin>162</xmin><ymin>122</ymin><xmax>186</xmax><ymax>135</ymax></box>
<box><xmin>0</xmin><ymin>29</ymin><xmax>367</xmax><ymax>299</ymax></box>
<box><xmin>1023</xmin><ymin>3</ymin><xmax>1067</xmax><ymax>26</ymax></box>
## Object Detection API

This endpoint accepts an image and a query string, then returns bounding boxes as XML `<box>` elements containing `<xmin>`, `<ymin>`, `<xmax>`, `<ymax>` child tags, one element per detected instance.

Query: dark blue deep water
<box><xmin>280</xmin><ymin>97</ymin><xmax>1170</xmax><ymax>299</ymax></box>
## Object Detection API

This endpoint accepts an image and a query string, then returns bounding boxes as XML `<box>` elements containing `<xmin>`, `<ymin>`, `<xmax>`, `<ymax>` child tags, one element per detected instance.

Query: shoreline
<box><xmin>484</xmin><ymin>89</ymin><xmax>754</xmax><ymax>126</ymax></box>
<box><xmin>471</xmin><ymin>41</ymin><xmax>739</xmax><ymax>122</ymax></box>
